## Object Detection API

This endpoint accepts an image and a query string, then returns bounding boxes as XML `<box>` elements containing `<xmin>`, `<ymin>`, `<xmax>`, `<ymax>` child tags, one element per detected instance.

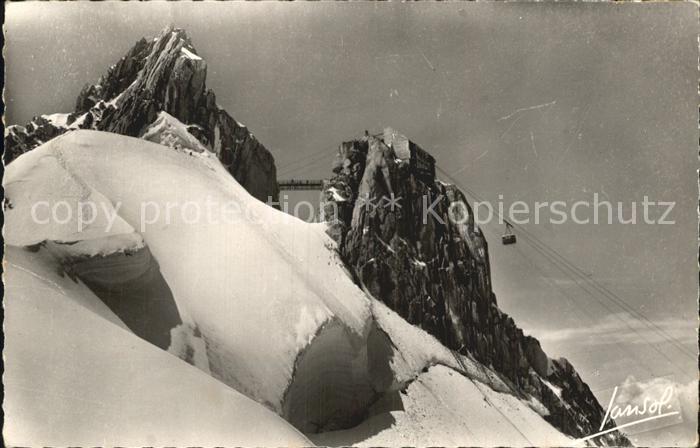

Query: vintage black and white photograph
<box><xmin>2</xmin><ymin>2</ymin><xmax>698</xmax><ymax>447</ymax></box>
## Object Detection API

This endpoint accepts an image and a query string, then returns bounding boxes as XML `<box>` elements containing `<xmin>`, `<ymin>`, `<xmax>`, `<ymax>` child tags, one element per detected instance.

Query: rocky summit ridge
<box><xmin>4</xmin><ymin>26</ymin><xmax>279</xmax><ymax>203</ymax></box>
<box><xmin>321</xmin><ymin>128</ymin><xmax>631</xmax><ymax>446</ymax></box>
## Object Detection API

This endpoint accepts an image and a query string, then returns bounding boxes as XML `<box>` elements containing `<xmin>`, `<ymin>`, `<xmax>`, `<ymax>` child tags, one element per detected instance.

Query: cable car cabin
<box><xmin>502</xmin><ymin>233</ymin><xmax>517</xmax><ymax>245</ymax></box>
<box><xmin>502</xmin><ymin>222</ymin><xmax>516</xmax><ymax>245</ymax></box>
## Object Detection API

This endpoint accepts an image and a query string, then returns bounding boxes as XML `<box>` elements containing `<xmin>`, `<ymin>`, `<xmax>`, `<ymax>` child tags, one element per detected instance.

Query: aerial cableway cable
<box><xmin>277</xmin><ymin>147</ymin><xmax>336</xmax><ymax>177</ymax></box>
<box><xmin>435</xmin><ymin>165</ymin><xmax>696</xmax><ymax>366</ymax></box>
<box><xmin>477</xmin><ymin>219</ymin><xmax>668</xmax><ymax>383</ymax></box>
<box><xmin>439</xmin><ymin>164</ymin><xmax>695</xmax><ymax>361</ymax></box>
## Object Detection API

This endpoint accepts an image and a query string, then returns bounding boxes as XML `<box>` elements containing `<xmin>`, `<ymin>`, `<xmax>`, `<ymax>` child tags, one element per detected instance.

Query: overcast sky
<box><xmin>5</xmin><ymin>1</ymin><xmax>697</xmax><ymax>422</ymax></box>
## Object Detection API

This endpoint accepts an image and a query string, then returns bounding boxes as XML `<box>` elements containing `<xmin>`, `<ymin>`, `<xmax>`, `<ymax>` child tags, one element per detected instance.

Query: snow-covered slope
<box><xmin>2</xmin><ymin>246</ymin><xmax>311</xmax><ymax>447</ymax></box>
<box><xmin>4</xmin><ymin>130</ymin><xmax>584</xmax><ymax>445</ymax></box>
<box><xmin>312</xmin><ymin>364</ymin><xmax>577</xmax><ymax>447</ymax></box>
<box><xmin>4</xmin><ymin>130</ymin><xmax>371</xmax><ymax>413</ymax></box>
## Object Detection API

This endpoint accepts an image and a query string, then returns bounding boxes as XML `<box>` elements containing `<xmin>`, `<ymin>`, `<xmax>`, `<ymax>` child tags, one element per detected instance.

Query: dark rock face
<box><xmin>4</xmin><ymin>117</ymin><xmax>65</xmax><ymax>162</ymax></box>
<box><xmin>321</xmin><ymin>129</ymin><xmax>630</xmax><ymax>446</ymax></box>
<box><xmin>4</xmin><ymin>27</ymin><xmax>279</xmax><ymax>203</ymax></box>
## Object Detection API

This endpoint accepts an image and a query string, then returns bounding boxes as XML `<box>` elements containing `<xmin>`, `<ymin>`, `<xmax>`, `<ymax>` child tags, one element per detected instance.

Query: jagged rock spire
<box><xmin>5</xmin><ymin>26</ymin><xmax>279</xmax><ymax>203</ymax></box>
<box><xmin>321</xmin><ymin>130</ymin><xmax>631</xmax><ymax>446</ymax></box>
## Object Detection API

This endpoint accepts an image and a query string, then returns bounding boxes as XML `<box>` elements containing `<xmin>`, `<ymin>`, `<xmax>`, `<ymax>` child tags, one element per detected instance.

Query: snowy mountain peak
<box><xmin>4</xmin><ymin>26</ymin><xmax>278</xmax><ymax>203</ymax></box>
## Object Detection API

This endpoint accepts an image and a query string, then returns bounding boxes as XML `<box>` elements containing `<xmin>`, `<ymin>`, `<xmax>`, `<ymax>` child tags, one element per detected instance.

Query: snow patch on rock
<box><xmin>180</xmin><ymin>46</ymin><xmax>202</xmax><ymax>61</ymax></box>
<box><xmin>141</xmin><ymin>111</ymin><xmax>210</xmax><ymax>153</ymax></box>
<box><xmin>43</xmin><ymin>112</ymin><xmax>71</xmax><ymax>128</ymax></box>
